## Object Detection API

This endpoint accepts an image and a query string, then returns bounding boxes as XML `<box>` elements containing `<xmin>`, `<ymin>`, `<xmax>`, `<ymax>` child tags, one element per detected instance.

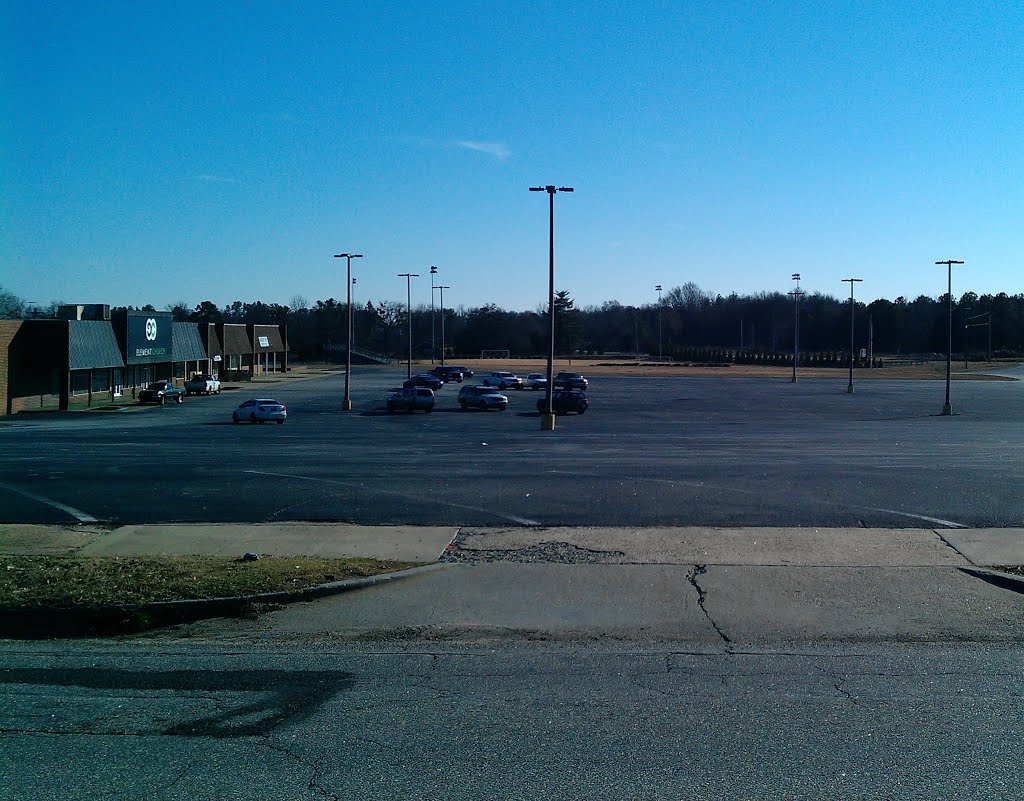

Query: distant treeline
<box><xmin>168</xmin><ymin>285</ymin><xmax>1024</xmax><ymax>361</ymax></box>
<box><xmin>4</xmin><ymin>283</ymin><xmax>1021</xmax><ymax>360</ymax></box>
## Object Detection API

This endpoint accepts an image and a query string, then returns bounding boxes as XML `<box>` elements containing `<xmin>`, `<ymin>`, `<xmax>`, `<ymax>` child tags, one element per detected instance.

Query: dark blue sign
<box><xmin>125</xmin><ymin>311</ymin><xmax>172</xmax><ymax>364</ymax></box>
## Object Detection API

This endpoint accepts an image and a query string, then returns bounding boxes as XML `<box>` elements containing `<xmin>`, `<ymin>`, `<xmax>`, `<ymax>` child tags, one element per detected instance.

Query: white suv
<box><xmin>458</xmin><ymin>385</ymin><xmax>509</xmax><ymax>411</ymax></box>
<box><xmin>482</xmin><ymin>371</ymin><xmax>523</xmax><ymax>390</ymax></box>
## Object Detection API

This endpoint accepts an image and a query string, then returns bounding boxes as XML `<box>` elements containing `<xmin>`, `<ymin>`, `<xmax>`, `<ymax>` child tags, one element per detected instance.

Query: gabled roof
<box><xmin>68</xmin><ymin>321</ymin><xmax>124</xmax><ymax>370</ymax></box>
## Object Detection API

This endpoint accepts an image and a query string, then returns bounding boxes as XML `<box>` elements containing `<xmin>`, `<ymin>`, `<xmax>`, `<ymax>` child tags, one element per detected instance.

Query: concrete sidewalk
<box><xmin>0</xmin><ymin>523</ymin><xmax>459</xmax><ymax>563</ymax></box>
<box><xmin>2</xmin><ymin>523</ymin><xmax>1023</xmax><ymax>567</ymax></box>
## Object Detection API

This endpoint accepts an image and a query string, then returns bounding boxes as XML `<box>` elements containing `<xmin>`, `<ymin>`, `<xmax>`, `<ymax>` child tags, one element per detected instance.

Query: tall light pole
<box><xmin>351</xmin><ymin>277</ymin><xmax>357</xmax><ymax>350</ymax></box>
<box><xmin>333</xmin><ymin>252</ymin><xmax>363</xmax><ymax>410</ymax></box>
<box><xmin>434</xmin><ymin>285</ymin><xmax>450</xmax><ymax>367</ymax></box>
<box><xmin>398</xmin><ymin>272</ymin><xmax>419</xmax><ymax>379</ymax></box>
<box><xmin>935</xmin><ymin>260</ymin><xmax>964</xmax><ymax>415</ymax></box>
<box><xmin>655</xmin><ymin>284</ymin><xmax>663</xmax><ymax>361</ymax></box>
<box><xmin>430</xmin><ymin>265</ymin><xmax>437</xmax><ymax>364</ymax></box>
<box><xmin>842</xmin><ymin>278</ymin><xmax>863</xmax><ymax>393</ymax></box>
<box><xmin>788</xmin><ymin>273</ymin><xmax>805</xmax><ymax>383</ymax></box>
<box><xmin>530</xmin><ymin>184</ymin><xmax>574</xmax><ymax>431</ymax></box>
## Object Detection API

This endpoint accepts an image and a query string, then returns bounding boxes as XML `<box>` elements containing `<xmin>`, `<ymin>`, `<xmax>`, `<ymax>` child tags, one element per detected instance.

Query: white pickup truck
<box><xmin>184</xmin><ymin>373</ymin><xmax>221</xmax><ymax>395</ymax></box>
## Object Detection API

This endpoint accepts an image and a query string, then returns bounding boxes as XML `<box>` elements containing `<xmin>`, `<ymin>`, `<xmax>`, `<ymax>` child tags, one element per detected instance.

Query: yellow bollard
<box><xmin>540</xmin><ymin>413</ymin><xmax>556</xmax><ymax>431</ymax></box>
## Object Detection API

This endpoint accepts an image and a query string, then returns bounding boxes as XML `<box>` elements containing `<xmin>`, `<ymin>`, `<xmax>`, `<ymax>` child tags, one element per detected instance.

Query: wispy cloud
<box><xmin>457</xmin><ymin>141</ymin><xmax>511</xmax><ymax>160</ymax></box>
<box><xmin>193</xmin><ymin>173</ymin><xmax>239</xmax><ymax>184</ymax></box>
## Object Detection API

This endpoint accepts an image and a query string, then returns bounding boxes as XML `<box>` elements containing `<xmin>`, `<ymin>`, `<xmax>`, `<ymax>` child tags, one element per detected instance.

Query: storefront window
<box><xmin>91</xmin><ymin>370</ymin><xmax>110</xmax><ymax>393</ymax></box>
<box><xmin>71</xmin><ymin>371</ymin><xmax>90</xmax><ymax>396</ymax></box>
<box><xmin>174</xmin><ymin>362</ymin><xmax>185</xmax><ymax>379</ymax></box>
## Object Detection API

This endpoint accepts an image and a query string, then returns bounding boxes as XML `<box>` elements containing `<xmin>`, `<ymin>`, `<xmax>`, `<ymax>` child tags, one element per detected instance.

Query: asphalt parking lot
<box><xmin>1</xmin><ymin>368</ymin><xmax>1022</xmax><ymax>527</ymax></box>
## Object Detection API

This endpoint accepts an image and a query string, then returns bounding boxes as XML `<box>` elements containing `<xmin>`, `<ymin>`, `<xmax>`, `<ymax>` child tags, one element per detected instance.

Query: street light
<box><xmin>398</xmin><ymin>272</ymin><xmax>419</xmax><ymax>379</ymax></box>
<box><xmin>430</xmin><ymin>265</ymin><xmax>438</xmax><ymax>364</ymax></box>
<box><xmin>842</xmin><ymin>278</ymin><xmax>863</xmax><ymax>394</ymax></box>
<box><xmin>351</xmin><ymin>277</ymin><xmax>357</xmax><ymax>349</ymax></box>
<box><xmin>434</xmin><ymin>285</ymin><xmax>450</xmax><ymax>367</ymax></box>
<box><xmin>530</xmin><ymin>184</ymin><xmax>574</xmax><ymax>431</ymax></box>
<box><xmin>935</xmin><ymin>259</ymin><xmax>964</xmax><ymax>415</ymax></box>
<box><xmin>655</xmin><ymin>285</ymin><xmax>663</xmax><ymax>361</ymax></box>
<box><xmin>333</xmin><ymin>252</ymin><xmax>363</xmax><ymax>410</ymax></box>
<box><xmin>788</xmin><ymin>273</ymin><xmax>805</xmax><ymax>383</ymax></box>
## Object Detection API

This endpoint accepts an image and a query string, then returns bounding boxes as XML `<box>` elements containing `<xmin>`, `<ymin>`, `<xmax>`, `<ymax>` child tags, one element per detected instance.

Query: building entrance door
<box><xmin>113</xmin><ymin>369</ymin><xmax>123</xmax><ymax>398</ymax></box>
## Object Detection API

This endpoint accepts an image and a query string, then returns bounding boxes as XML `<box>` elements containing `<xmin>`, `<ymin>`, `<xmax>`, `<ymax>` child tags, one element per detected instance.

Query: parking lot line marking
<box><xmin>865</xmin><ymin>507</ymin><xmax>967</xmax><ymax>529</ymax></box>
<box><xmin>0</xmin><ymin>481</ymin><xmax>98</xmax><ymax>523</ymax></box>
<box><xmin>244</xmin><ymin>470</ymin><xmax>541</xmax><ymax>526</ymax></box>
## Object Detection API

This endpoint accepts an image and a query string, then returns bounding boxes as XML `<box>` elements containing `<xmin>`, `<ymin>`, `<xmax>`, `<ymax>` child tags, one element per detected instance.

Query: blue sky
<box><xmin>3</xmin><ymin>1</ymin><xmax>1021</xmax><ymax>313</ymax></box>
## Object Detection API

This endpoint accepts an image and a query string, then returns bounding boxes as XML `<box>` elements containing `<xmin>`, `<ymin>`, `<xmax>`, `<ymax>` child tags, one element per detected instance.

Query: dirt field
<box><xmin>419</xmin><ymin>358</ymin><xmax>1019</xmax><ymax>381</ymax></box>
<box><xmin>285</xmin><ymin>358</ymin><xmax>1018</xmax><ymax>381</ymax></box>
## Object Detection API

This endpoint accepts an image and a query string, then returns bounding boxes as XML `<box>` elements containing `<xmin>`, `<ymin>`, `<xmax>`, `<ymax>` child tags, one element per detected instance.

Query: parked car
<box><xmin>450</xmin><ymin>365</ymin><xmax>474</xmax><ymax>378</ymax></box>
<box><xmin>553</xmin><ymin>371</ymin><xmax>588</xmax><ymax>390</ymax></box>
<box><xmin>458</xmin><ymin>385</ymin><xmax>508</xmax><ymax>411</ymax></box>
<box><xmin>522</xmin><ymin>372</ymin><xmax>548</xmax><ymax>390</ymax></box>
<box><xmin>537</xmin><ymin>389</ymin><xmax>588</xmax><ymax>415</ymax></box>
<box><xmin>387</xmin><ymin>387</ymin><xmax>435</xmax><ymax>413</ymax></box>
<box><xmin>429</xmin><ymin>365</ymin><xmax>464</xmax><ymax>383</ymax></box>
<box><xmin>482</xmin><ymin>371</ymin><xmax>523</xmax><ymax>390</ymax></box>
<box><xmin>138</xmin><ymin>381</ymin><xmax>185</xmax><ymax>405</ymax></box>
<box><xmin>184</xmin><ymin>373</ymin><xmax>221</xmax><ymax>395</ymax></box>
<box><xmin>404</xmin><ymin>373</ymin><xmax>444</xmax><ymax>390</ymax></box>
<box><xmin>232</xmin><ymin>398</ymin><xmax>287</xmax><ymax>424</ymax></box>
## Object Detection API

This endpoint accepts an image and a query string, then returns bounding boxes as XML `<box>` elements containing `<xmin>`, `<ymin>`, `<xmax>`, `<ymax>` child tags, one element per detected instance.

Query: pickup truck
<box><xmin>184</xmin><ymin>374</ymin><xmax>221</xmax><ymax>395</ymax></box>
<box><xmin>138</xmin><ymin>381</ymin><xmax>186</xmax><ymax>406</ymax></box>
<box><xmin>386</xmin><ymin>387</ymin><xmax>435</xmax><ymax>414</ymax></box>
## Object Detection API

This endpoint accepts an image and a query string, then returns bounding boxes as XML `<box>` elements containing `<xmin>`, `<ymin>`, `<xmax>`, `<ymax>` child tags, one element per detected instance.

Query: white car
<box><xmin>482</xmin><ymin>371</ymin><xmax>523</xmax><ymax>390</ymax></box>
<box><xmin>522</xmin><ymin>372</ymin><xmax>548</xmax><ymax>390</ymax></box>
<box><xmin>232</xmin><ymin>398</ymin><xmax>287</xmax><ymax>424</ymax></box>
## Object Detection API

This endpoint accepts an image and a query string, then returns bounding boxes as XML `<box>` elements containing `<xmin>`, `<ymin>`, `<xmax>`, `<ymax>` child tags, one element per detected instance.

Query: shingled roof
<box><xmin>172</xmin><ymin>322</ymin><xmax>208</xmax><ymax>362</ymax></box>
<box><xmin>68</xmin><ymin>321</ymin><xmax>124</xmax><ymax>370</ymax></box>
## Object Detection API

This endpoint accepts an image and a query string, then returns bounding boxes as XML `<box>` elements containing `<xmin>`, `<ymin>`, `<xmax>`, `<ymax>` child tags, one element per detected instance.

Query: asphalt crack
<box><xmin>263</xmin><ymin>739</ymin><xmax>339</xmax><ymax>801</ymax></box>
<box><xmin>687</xmin><ymin>564</ymin><xmax>732</xmax><ymax>649</ymax></box>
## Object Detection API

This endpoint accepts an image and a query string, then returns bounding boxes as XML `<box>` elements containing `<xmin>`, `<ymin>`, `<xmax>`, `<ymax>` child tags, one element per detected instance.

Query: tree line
<box><xmin>3</xmin><ymin>284</ymin><xmax>1022</xmax><ymax>360</ymax></box>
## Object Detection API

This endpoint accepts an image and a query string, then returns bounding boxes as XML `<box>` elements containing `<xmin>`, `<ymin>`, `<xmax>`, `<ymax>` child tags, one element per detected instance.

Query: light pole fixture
<box><xmin>655</xmin><ymin>285</ymin><xmax>663</xmax><ymax>361</ymax></box>
<box><xmin>434</xmin><ymin>285</ymin><xmax>450</xmax><ymax>367</ymax></box>
<box><xmin>430</xmin><ymin>265</ymin><xmax>438</xmax><ymax>364</ymax></box>
<box><xmin>936</xmin><ymin>260</ymin><xmax>964</xmax><ymax>415</ymax></box>
<box><xmin>530</xmin><ymin>184</ymin><xmax>574</xmax><ymax>431</ymax></box>
<box><xmin>788</xmin><ymin>273</ymin><xmax>805</xmax><ymax>383</ymax></box>
<box><xmin>842</xmin><ymin>278</ymin><xmax>863</xmax><ymax>393</ymax></box>
<box><xmin>333</xmin><ymin>252</ymin><xmax>363</xmax><ymax>410</ymax></box>
<box><xmin>398</xmin><ymin>272</ymin><xmax>419</xmax><ymax>379</ymax></box>
<box><xmin>351</xmin><ymin>277</ymin><xmax>357</xmax><ymax>349</ymax></box>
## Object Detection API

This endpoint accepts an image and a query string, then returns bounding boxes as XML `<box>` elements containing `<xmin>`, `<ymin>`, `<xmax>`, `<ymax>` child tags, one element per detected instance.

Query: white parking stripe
<box><xmin>244</xmin><ymin>470</ymin><xmax>541</xmax><ymax>526</ymax></box>
<box><xmin>0</xmin><ymin>481</ymin><xmax>99</xmax><ymax>523</ymax></box>
<box><xmin>865</xmin><ymin>507</ymin><xmax>967</xmax><ymax>529</ymax></box>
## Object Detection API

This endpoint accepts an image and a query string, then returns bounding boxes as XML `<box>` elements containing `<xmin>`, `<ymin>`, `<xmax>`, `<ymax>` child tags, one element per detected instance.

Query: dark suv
<box><xmin>537</xmin><ymin>389</ymin><xmax>588</xmax><ymax>415</ymax></box>
<box><xmin>553</xmin><ymin>371</ymin><xmax>588</xmax><ymax>390</ymax></box>
<box><xmin>429</xmin><ymin>365</ymin><xmax>464</xmax><ymax>383</ymax></box>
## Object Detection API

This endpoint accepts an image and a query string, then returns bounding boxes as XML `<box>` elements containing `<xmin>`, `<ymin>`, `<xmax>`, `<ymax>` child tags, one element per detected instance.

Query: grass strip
<box><xmin>0</xmin><ymin>554</ymin><xmax>422</xmax><ymax>609</ymax></box>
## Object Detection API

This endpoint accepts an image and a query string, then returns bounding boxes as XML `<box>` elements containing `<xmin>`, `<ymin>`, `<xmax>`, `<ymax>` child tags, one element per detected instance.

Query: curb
<box><xmin>0</xmin><ymin>562</ymin><xmax>449</xmax><ymax>639</ymax></box>
<box><xmin>959</xmin><ymin>567</ymin><xmax>1024</xmax><ymax>596</ymax></box>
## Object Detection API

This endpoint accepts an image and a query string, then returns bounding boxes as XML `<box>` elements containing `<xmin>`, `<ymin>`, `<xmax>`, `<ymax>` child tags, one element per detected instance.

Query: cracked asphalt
<box><xmin>3</xmin><ymin>643</ymin><xmax>1023</xmax><ymax>800</ymax></box>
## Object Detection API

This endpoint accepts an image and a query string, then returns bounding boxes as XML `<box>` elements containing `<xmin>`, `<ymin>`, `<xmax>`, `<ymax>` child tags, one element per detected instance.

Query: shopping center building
<box><xmin>0</xmin><ymin>304</ymin><xmax>288</xmax><ymax>414</ymax></box>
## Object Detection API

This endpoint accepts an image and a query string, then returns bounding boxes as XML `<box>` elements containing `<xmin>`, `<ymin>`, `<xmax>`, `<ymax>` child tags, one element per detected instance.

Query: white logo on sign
<box><xmin>145</xmin><ymin>318</ymin><xmax>158</xmax><ymax>341</ymax></box>
<box><xmin>258</xmin><ymin>336</ymin><xmax>270</xmax><ymax>348</ymax></box>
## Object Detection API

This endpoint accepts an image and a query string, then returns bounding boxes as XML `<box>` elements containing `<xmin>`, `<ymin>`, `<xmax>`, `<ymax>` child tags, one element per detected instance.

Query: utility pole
<box><xmin>529</xmin><ymin>184</ymin><xmax>574</xmax><ymax>431</ymax></box>
<box><xmin>935</xmin><ymin>260</ymin><xmax>964</xmax><ymax>415</ymax></box>
<box><xmin>333</xmin><ymin>252</ymin><xmax>363</xmax><ymax>411</ymax></box>
<box><xmin>842</xmin><ymin>278</ymin><xmax>863</xmax><ymax>393</ymax></box>
<box><xmin>398</xmin><ymin>272</ymin><xmax>419</xmax><ymax>379</ymax></box>
<box><xmin>430</xmin><ymin>265</ymin><xmax>437</xmax><ymax>363</ymax></box>
<box><xmin>788</xmin><ymin>274</ymin><xmax>805</xmax><ymax>383</ymax></box>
